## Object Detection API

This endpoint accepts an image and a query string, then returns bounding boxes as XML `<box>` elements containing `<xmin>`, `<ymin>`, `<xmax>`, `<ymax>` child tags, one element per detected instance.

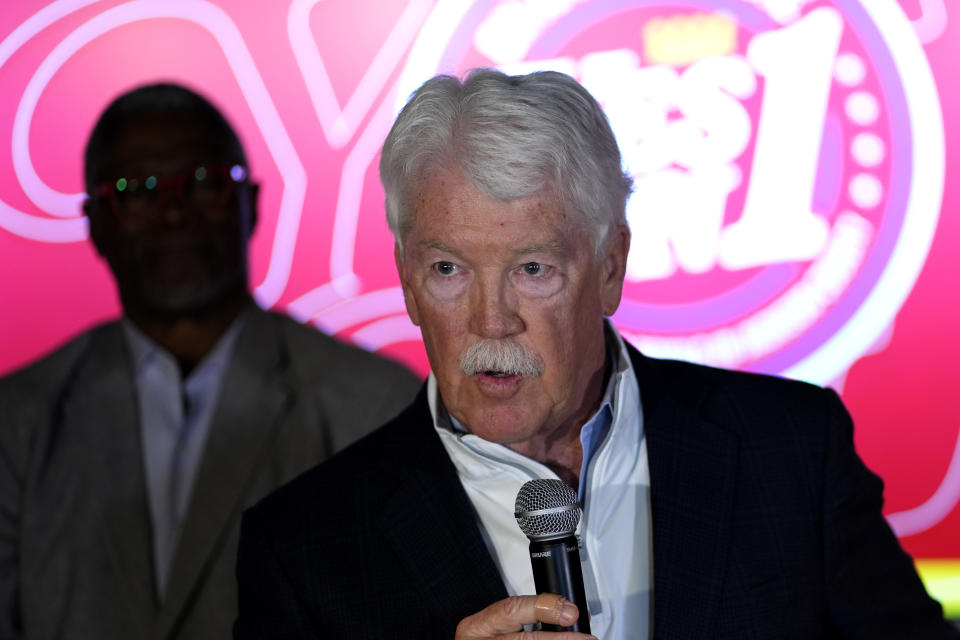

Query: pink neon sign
<box><xmin>0</xmin><ymin>1</ymin><xmax>957</xmax><ymax>569</ymax></box>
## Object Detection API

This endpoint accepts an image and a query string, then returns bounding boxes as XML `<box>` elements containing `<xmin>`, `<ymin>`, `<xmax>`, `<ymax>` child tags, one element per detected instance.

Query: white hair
<box><xmin>380</xmin><ymin>69</ymin><xmax>633</xmax><ymax>257</ymax></box>
<box><xmin>459</xmin><ymin>339</ymin><xmax>545</xmax><ymax>378</ymax></box>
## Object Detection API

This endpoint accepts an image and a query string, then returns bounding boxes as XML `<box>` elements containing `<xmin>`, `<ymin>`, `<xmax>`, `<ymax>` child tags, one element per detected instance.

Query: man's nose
<box><xmin>469</xmin><ymin>275</ymin><xmax>523</xmax><ymax>338</ymax></box>
<box><xmin>156</xmin><ymin>186</ymin><xmax>190</xmax><ymax>226</ymax></box>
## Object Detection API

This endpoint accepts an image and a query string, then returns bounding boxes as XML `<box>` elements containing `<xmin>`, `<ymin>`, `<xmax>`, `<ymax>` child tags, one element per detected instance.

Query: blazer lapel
<box><xmin>629</xmin><ymin>348</ymin><xmax>739</xmax><ymax>639</ymax></box>
<box><xmin>75</xmin><ymin>325</ymin><xmax>158</xmax><ymax>625</ymax></box>
<box><xmin>378</xmin><ymin>395</ymin><xmax>507</xmax><ymax>628</ymax></box>
<box><xmin>159</xmin><ymin>309</ymin><xmax>293</xmax><ymax>632</ymax></box>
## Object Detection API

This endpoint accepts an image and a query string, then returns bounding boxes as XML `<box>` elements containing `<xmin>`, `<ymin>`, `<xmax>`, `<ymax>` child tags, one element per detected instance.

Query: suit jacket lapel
<box><xmin>378</xmin><ymin>393</ymin><xmax>507</xmax><ymax>628</ymax></box>
<box><xmin>73</xmin><ymin>324</ymin><xmax>158</xmax><ymax>625</ymax></box>
<box><xmin>159</xmin><ymin>309</ymin><xmax>292</xmax><ymax>632</ymax></box>
<box><xmin>629</xmin><ymin>347</ymin><xmax>739</xmax><ymax>638</ymax></box>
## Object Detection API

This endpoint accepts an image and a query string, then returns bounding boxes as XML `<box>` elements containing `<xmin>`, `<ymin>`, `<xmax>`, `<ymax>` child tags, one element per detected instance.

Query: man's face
<box><xmin>397</xmin><ymin>167</ymin><xmax>629</xmax><ymax>454</ymax></box>
<box><xmin>84</xmin><ymin>113</ymin><xmax>257</xmax><ymax>317</ymax></box>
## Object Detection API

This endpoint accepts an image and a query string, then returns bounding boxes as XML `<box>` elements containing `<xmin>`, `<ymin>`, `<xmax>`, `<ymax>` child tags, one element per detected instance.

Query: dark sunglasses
<box><xmin>89</xmin><ymin>164</ymin><xmax>249</xmax><ymax>221</ymax></box>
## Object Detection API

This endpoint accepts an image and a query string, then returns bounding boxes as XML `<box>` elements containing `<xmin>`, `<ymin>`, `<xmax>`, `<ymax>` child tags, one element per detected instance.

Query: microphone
<box><xmin>514</xmin><ymin>478</ymin><xmax>590</xmax><ymax>633</ymax></box>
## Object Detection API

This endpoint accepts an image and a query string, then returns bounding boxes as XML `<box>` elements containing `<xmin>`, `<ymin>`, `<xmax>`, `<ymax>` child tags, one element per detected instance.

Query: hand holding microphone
<box><xmin>454</xmin><ymin>593</ymin><xmax>591</xmax><ymax>639</ymax></box>
<box><xmin>454</xmin><ymin>479</ymin><xmax>594</xmax><ymax>639</ymax></box>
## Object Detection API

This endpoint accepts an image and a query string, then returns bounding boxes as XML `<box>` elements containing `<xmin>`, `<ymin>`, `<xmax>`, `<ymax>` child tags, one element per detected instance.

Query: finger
<box><xmin>534</xmin><ymin>593</ymin><xmax>576</xmax><ymax>627</ymax></box>
<box><xmin>456</xmin><ymin>594</ymin><xmax>587</xmax><ymax>639</ymax></box>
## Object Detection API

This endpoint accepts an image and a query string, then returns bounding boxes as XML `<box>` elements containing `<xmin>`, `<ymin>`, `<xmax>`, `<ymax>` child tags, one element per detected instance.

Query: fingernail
<box><xmin>558</xmin><ymin>600</ymin><xmax>577</xmax><ymax>625</ymax></box>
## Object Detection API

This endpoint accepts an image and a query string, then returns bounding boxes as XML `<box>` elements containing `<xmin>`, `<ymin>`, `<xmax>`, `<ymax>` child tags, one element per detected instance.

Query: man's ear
<box><xmin>83</xmin><ymin>198</ymin><xmax>109</xmax><ymax>259</ymax></box>
<box><xmin>600</xmin><ymin>224</ymin><xmax>630</xmax><ymax>317</ymax></box>
<box><xmin>395</xmin><ymin>242</ymin><xmax>421</xmax><ymax>326</ymax></box>
<box><xmin>245</xmin><ymin>182</ymin><xmax>260</xmax><ymax>235</ymax></box>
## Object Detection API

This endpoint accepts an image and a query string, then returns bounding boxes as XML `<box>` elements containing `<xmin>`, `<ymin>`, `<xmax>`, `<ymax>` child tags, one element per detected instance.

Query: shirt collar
<box><xmin>122</xmin><ymin>307</ymin><xmax>250</xmax><ymax>384</ymax></box>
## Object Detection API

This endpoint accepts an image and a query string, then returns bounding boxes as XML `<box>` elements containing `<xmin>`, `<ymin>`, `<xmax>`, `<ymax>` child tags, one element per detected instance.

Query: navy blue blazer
<box><xmin>236</xmin><ymin>346</ymin><xmax>957</xmax><ymax>639</ymax></box>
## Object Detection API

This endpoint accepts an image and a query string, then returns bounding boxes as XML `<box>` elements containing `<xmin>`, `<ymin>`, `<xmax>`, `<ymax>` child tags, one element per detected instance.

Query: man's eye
<box><xmin>521</xmin><ymin>262</ymin><xmax>543</xmax><ymax>276</ymax></box>
<box><xmin>433</xmin><ymin>261</ymin><xmax>459</xmax><ymax>276</ymax></box>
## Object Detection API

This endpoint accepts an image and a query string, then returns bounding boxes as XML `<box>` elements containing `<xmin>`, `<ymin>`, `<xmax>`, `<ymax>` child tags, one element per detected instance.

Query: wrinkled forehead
<box><xmin>403</xmin><ymin>166</ymin><xmax>596</xmax><ymax>258</ymax></box>
<box><xmin>412</xmin><ymin>163</ymin><xmax>559</xmax><ymax>215</ymax></box>
<box><xmin>414</xmin><ymin>163</ymin><xmax>591</xmax><ymax>230</ymax></box>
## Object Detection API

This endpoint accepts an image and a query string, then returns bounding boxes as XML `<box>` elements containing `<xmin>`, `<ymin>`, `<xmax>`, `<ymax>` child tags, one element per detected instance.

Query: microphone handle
<box><xmin>529</xmin><ymin>535</ymin><xmax>591</xmax><ymax>633</ymax></box>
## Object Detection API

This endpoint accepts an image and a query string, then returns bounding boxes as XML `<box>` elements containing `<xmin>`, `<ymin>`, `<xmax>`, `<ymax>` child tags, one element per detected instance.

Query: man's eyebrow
<box><xmin>517</xmin><ymin>241</ymin><xmax>568</xmax><ymax>255</ymax></box>
<box><xmin>417</xmin><ymin>239</ymin><xmax>569</xmax><ymax>255</ymax></box>
<box><xmin>419</xmin><ymin>239</ymin><xmax>457</xmax><ymax>253</ymax></box>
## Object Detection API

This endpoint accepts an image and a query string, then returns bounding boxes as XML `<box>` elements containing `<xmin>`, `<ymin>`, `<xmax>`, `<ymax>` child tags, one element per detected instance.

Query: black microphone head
<box><xmin>514</xmin><ymin>478</ymin><xmax>582</xmax><ymax>541</ymax></box>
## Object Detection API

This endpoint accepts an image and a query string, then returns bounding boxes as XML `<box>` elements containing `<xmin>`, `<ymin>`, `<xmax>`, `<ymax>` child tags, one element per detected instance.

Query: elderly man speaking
<box><xmin>235</xmin><ymin>70</ymin><xmax>958</xmax><ymax>639</ymax></box>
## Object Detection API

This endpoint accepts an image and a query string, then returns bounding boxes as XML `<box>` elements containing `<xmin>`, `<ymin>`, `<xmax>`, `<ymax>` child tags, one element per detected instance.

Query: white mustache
<box><xmin>459</xmin><ymin>339</ymin><xmax>545</xmax><ymax>377</ymax></box>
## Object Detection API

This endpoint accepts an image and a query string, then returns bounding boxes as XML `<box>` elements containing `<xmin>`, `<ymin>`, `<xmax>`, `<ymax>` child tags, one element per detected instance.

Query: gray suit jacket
<box><xmin>0</xmin><ymin>306</ymin><xmax>419</xmax><ymax>640</ymax></box>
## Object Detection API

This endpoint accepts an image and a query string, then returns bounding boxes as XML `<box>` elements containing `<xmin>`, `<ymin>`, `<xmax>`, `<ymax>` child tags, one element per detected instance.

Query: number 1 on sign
<box><xmin>720</xmin><ymin>7</ymin><xmax>843</xmax><ymax>270</ymax></box>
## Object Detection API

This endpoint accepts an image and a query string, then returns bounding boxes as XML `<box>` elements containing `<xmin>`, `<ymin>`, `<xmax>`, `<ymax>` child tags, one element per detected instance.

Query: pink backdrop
<box><xmin>1</xmin><ymin>0</ymin><xmax>957</xmax><ymax>596</ymax></box>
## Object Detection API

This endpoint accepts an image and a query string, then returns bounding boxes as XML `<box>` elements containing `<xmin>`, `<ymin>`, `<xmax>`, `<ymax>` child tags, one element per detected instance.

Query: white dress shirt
<box><xmin>123</xmin><ymin>313</ymin><xmax>245</xmax><ymax>597</ymax></box>
<box><xmin>431</xmin><ymin>325</ymin><xmax>652</xmax><ymax>639</ymax></box>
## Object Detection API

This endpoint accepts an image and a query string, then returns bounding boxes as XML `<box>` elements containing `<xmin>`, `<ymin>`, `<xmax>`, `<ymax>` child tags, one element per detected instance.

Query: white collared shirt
<box><xmin>431</xmin><ymin>326</ymin><xmax>652</xmax><ymax>639</ymax></box>
<box><xmin>123</xmin><ymin>312</ymin><xmax>246</xmax><ymax>597</ymax></box>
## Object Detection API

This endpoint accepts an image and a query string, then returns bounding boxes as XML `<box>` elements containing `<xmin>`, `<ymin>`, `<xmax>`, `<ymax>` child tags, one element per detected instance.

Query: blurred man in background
<box><xmin>235</xmin><ymin>70</ymin><xmax>958</xmax><ymax>639</ymax></box>
<box><xmin>0</xmin><ymin>83</ymin><xmax>418</xmax><ymax>639</ymax></box>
